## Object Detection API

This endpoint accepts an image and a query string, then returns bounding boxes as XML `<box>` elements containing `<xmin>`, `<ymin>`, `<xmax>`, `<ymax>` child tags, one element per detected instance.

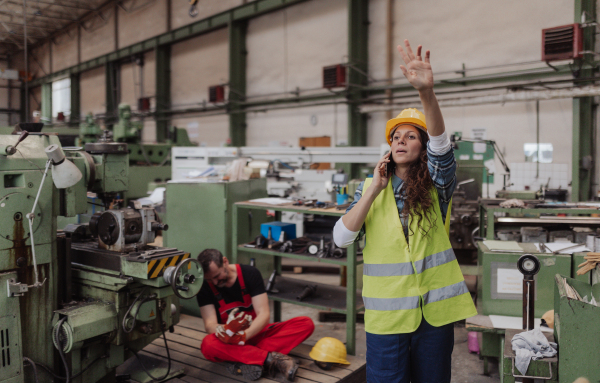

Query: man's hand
<box><xmin>397</xmin><ymin>39</ymin><xmax>433</xmax><ymax>91</ymax></box>
<box><xmin>215</xmin><ymin>325</ymin><xmax>247</xmax><ymax>346</ymax></box>
<box><xmin>226</xmin><ymin>308</ymin><xmax>253</xmax><ymax>333</ymax></box>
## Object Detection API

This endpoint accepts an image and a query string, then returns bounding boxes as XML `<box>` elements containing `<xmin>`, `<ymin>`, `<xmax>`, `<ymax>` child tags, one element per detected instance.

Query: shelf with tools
<box><xmin>264</xmin><ymin>276</ymin><xmax>364</xmax><ymax>314</ymax></box>
<box><xmin>232</xmin><ymin>201</ymin><xmax>361</xmax><ymax>355</ymax></box>
<box><xmin>237</xmin><ymin>245</ymin><xmax>364</xmax><ymax>266</ymax></box>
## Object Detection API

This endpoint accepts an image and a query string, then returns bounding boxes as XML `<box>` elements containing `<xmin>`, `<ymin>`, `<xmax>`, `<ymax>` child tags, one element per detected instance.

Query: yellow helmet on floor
<box><xmin>385</xmin><ymin>108</ymin><xmax>427</xmax><ymax>145</ymax></box>
<box><xmin>309</xmin><ymin>337</ymin><xmax>350</xmax><ymax>365</ymax></box>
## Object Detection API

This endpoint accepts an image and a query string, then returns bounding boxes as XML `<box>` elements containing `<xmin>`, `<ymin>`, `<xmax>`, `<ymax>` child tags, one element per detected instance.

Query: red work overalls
<box><xmin>200</xmin><ymin>264</ymin><xmax>315</xmax><ymax>365</ymax></box>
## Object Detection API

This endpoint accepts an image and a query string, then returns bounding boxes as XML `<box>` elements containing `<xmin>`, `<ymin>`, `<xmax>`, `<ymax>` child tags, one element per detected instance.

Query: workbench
<box><xmin>232</xmin><ymin>201</ymin><xmax>364</xmax><ymax>355</ymax></box>
<box><xmin>479</xmin><ymin>205</ymin><xmax>600</xmax><ymax>240</ymax></box>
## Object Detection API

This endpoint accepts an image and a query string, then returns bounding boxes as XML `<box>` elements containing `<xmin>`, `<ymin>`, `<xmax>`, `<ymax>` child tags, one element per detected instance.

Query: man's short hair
<box><xmin>197</xmin><ymin>249</ymin><xmax>224</xmax><ymax>273</ymax></box>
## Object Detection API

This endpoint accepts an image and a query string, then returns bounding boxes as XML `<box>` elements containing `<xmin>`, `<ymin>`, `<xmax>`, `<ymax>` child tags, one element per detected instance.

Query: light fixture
<box><xmin>45</xmin><ymin>144</ymin><xmax>83</xmax><ymax>189</ymax></box>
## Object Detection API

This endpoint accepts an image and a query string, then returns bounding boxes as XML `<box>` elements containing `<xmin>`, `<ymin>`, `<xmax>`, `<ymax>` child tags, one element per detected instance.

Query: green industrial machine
<box><xmin>0</xmin><ymin>128</ymin><xmax>203</xmax><ymax>383</ymax></box>
<box><xmin>553</xmin><ymin>274</ymin><xmax>600</xmax><ymax>382</ymax></box>
<box><xmin>164</xmin><ymin>179</ymin><xmax>270</xmax><ymax>317</ymax></box>
<box><xmin>75</xmin><ymin>113</ymin><xmax>103</xmax><ymax>147</ymax></box>
<box><xmin>108</xmin><ymin>103</ymin><xmax>195</xmax><ymax>203</ymax></box>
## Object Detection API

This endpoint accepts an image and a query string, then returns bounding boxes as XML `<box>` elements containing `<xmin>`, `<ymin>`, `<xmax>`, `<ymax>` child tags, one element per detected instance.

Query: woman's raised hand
<box><xmin>397</xmin><ymin>39</ymin><xmax>433</xmax><ymax>91</ymax></box>
<box><xmin>371</xmin><ymin>151</ymin><xmax>391</xmax><ymax>194</ymax></box>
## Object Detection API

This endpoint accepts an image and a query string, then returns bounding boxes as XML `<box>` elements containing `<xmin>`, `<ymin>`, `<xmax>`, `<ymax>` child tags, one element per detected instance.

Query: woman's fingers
<box><xmin>404</xmin><ymin>39</ymin><xmax>415</xmax><ymax>60</ymax></box>
<box><xmin>416</xmin><ymin>45</ymin><xmax>422</xmax><ymax>61</ymax></box>
<box><xmin>397</xmin><ymin>44</ymin><xmax>411</xmax><ymax>65</ymax></box>
<box><xmin>424</xmin><ymin>50</ymin><xmax>431</xmax><ymax>64</ymax></box>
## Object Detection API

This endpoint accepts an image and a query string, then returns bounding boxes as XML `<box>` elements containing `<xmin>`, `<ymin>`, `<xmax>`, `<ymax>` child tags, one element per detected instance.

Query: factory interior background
<box><xmin>2</xmin><ymin>0</ymin><xmax>600</xmax><ymax>382</ymax></box>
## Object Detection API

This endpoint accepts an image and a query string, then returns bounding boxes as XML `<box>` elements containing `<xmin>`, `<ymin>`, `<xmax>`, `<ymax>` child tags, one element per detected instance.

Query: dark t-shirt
<box><xmin>196</xmin><ymin>264</ymin><xmax>266</xmax><ymax>324</ymax></box>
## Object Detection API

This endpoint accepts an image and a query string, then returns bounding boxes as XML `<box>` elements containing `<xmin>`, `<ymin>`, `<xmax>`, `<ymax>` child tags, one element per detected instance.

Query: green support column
<box><xmin>105</xmin><ymin>61</ymin><xmax>119</xmax><ymax>129</ymax></box>
<box><xmin>572</xmin><ymin>0</ymin><xmax>596</xmax><ymax>201</ymax></box>
<box><xmin>41</xmin><ymin>82</ymin><xmax>52</xmax><ymax>124</ymax></box>
<box><xmin>156</xmin><ymin>44</ymin><xmax>171</xmax><ymax>143</ymax></box>
<box><xmin>69</xmin><ymin>73</ymin><xmax>80</xmax><ymax>127</ymax></box>
<box><xmin>229</xmin><ymin>20</ymin><xmax>248</xmax><ymax>147</ymax></box>
<box><xmin>347</xmin><ymin>0</ymin><xmax>369</xmax><ymax>178</ymax></box>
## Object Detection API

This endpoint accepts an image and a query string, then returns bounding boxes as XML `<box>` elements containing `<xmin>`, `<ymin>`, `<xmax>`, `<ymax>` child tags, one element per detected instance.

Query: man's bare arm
<box><xmin>199</xmin><ymin>304</ymin><xmax>220</xmax><ymax>334</ymax></box>
<box><xmin>244</xmin><ymin>293</ymin><xmax>270</xmax><ymax>340</ymax></box>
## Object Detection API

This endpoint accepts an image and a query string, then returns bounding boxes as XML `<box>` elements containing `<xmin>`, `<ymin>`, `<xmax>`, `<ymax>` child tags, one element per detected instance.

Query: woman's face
<box><xmin>390</xmin><ymin>125</ymin><xmax>423</xmax><ymax>165</ymax></box>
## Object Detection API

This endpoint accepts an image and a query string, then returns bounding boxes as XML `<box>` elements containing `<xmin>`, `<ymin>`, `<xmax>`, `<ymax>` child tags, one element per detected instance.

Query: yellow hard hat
<box><xmin>309</xmin><ymin>337</ymin><xmax>350</xmax><ymax>365</ymax></box>
<box><xmin>385</xmin><ymin>108</ymin><xmax>427</xmax><ymax>145</ymax></box>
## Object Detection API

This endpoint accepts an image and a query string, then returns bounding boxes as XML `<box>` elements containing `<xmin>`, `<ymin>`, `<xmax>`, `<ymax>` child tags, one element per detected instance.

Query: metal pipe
<box><xmin>536</xmin><ymin>100</ymin><xmax>540</xmax><ymax>178</ymax></box>
<box><xmin>360</xmin><ymin>84</ymin><xmax>600</xmax><ymax>113</ymax></box>
<box><xmin>385</xmin><ymin>0</ymin><xmax>393</xmax><ymax>120</ymax></box>
<box><xmin>23</xmin><ymin>0</ymin><xmax>28</xmax><ymax>122</ymax></box>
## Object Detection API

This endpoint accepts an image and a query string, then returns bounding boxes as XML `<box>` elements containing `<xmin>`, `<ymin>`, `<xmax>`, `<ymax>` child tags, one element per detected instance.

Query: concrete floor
<box><xmin>281</xmin><ymin>271</ymin><xmax>501</xmax><ymax>383</ymax></box>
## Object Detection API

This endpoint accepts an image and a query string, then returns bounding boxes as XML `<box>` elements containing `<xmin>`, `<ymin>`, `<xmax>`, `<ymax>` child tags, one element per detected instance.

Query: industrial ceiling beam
<box><xmin>572</xmin><ymin>0</ymin><xmax>596</xmax><ymax>202</ymax></box>
<box><xmin>28</xmin><ymin>0</ymin><xmax>310</xmax><ymax>87</ymax></box>
<box><xmin>28</xmin><ymin>0</ymin><xmax>94</xmax><ymax>11</ymax></box>
<box><xmin>1</xmin><ymin>20</ymin><xmax>54</xmax><ymax>30</ymax></box>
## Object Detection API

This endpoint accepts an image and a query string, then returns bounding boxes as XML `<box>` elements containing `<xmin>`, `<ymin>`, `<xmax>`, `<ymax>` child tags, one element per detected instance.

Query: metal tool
<box><xmin>296</xmin><ymin>285</ymin><xmax>317</xmax><ymax>301</ymax></box>
<box><xmin>265</xmin><ymin>270</ymin><xmax>278</xmax><ymax>294</ymax></box>
<box><xmin>517</xmin><ymin>253</ymin><xmax>541</xmax><ymax>383</ymax></box>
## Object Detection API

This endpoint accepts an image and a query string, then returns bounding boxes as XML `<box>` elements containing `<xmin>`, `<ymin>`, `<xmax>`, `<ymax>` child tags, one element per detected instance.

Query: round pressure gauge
<box><xmin>308</xmin><ymin>244</ymin><xmax>319</xmax><ymax>255</ymax></box>
<box><xmin>517</xmin><ymin>254</ymin><xmax>541</xmax><ymax>276</ymax></box>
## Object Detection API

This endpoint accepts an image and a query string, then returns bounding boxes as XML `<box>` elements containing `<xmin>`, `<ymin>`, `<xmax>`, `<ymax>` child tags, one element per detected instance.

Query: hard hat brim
<box><xmin>385</xmin><ymin>118</ymin><xmax>427</xmax><ymax>145</ymax></box>
<box><xmin>309</xmin><ymin>349</ymin><xmax>351</xmax><ymax>365</ymax></box>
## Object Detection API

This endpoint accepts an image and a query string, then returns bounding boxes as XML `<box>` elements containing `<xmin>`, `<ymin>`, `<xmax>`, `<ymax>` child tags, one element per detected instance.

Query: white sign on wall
<box><xmin>0</xmin><ymin>69</ymin><xmax>18</xmax><ymax>80</ymax></box>
<box><xmin>496</xmin><ymin>268</ymin><xmax>523</xmax><ymax>294</ymax></box>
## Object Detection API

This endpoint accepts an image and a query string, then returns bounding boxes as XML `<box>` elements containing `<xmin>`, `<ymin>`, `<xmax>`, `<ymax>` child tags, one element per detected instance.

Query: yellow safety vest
<box><xmin>362</xmin><ymin>177</ymin><xmax>477</xmax><ymax>334</ymax></box>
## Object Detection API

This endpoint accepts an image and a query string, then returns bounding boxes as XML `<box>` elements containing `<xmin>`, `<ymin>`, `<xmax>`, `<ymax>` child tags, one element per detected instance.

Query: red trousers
<box><xmin>200</xmin><ymin>316</ymin><xmax>315</xmax><ymax>365</ymax></box>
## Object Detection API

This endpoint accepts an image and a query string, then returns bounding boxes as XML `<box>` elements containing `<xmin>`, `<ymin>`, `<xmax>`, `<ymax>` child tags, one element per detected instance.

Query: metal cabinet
<box><xmin>164</xmin><ymin>179</ymin><xmax>269</xmax><ymax>316</ymax></box>
<box><xmin>477</xmin><ymin>242</ymin><xmax>571</xmax><ymax>317</ymax></box>
<box><xmin>232</xmin><ymin>202</ymin><xmax>364</xmax><ymax>355</ymax></box>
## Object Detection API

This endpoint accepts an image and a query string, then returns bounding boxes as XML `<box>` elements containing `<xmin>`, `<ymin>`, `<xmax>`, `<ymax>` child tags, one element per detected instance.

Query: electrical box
<box><xmin>209</xmin><ymin>85</ymin><xmax>225</xmax><ymax>103</ymax></box>
<box><xmin>542</xmin><ymin>23</ymin><xmax>583</xmax><ymax>61</ymax></box>
<box><xmin>323</xmin><ymin>64</ymin><xmax>346</xmax><ymax>88</ymax></box>
<box><xmin>138</xmin><ymin>97</ymin><xmax>151</xmax><ymax>111</ymax></box>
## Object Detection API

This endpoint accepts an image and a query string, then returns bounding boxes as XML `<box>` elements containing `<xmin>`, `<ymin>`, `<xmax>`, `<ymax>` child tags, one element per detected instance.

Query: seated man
<box><xmin>197</xmin><ymin>249</ymin><xmax>315</xmax><ymax>382</ymax></box>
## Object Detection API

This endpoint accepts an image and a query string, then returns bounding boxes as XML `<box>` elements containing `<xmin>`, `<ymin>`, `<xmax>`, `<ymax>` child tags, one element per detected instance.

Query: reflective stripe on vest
<box><xmin>361</xmin><ymin>177</ymin><xmax>477</xmax><ymax>334</ymax></box>
<box><xmin>363</xmin><ymin>248</ymin><xmax>456</xmax><ymax>277</ymax></box>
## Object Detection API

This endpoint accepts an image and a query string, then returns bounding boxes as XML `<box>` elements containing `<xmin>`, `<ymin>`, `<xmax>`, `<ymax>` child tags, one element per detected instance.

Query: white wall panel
<box><xmin>171</xmin><ymin>28</ymin><xmax>229</xmax><ymax>107</ymax></box>
<box><xmin>52</xmin><ymin>28</ymin><xmax>78</xmax><ymax>72</ymax></box>
<box><xmin>246</xmin><ymin>0</ymin><xmax>347</xmax><ymax>147</ymax></box>
<box><xmin>81</xmin><ymin>8</ymin><xmax>116</xmax><ymax>62</ymax></box>
<box><xmin>120</xmin><ymin>51</ymin><xmax>155</xmax><ymax>108</ymax></box>
<box><xmin>247</xmin><ymin>0</ymin><xmax>347</xmax><ymax>96</ymax></box>
<box><xmin>118</xmin><ymin>0</ymin><xmax>167</xmax><ymax>48</ymax></box>
<box><xmin>80</xmin><ymin>67</ymin><xmax>106</xmax><ymax>117</ymax></box>
<box><xmin>369</xmin><ymin>0</ymin><xmax>574</xmax><ymax>81</ymax></box>
<box><xmin>246</xmin><ymin>103</ymin><xmax>348</xmax><ymax>147</ymax></box>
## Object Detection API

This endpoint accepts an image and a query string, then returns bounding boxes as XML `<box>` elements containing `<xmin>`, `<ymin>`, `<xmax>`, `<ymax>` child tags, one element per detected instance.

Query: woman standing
<box><xmin>333</xmin><ymin>40</ymin><xmax>477</xmax><ymax>383</ymax></box>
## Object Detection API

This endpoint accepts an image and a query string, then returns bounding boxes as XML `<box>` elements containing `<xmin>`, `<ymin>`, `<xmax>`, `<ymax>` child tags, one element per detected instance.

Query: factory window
<box><xmin>52</xmin><ymin>78</ymin><xmax>71</xmax><ymax>122</ymax></box>
<box><xmin>524</xmin><ymin>143</ymin><xmax>553</xmax><ymax>163</ymax></box>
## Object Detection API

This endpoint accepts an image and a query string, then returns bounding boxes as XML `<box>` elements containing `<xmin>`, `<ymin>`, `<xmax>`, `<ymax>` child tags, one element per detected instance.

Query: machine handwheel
<box><xmin>163</xmin><ymin>258</ymin><xmax>203</xmax><ymax>299</ymax></box>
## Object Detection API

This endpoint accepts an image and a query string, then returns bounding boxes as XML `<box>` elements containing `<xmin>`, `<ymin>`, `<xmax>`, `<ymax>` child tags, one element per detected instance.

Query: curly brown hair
<box><xmin>398</xmin><ymin>129</ymin><xmax>437</xmax><ymax>237</ymax></box>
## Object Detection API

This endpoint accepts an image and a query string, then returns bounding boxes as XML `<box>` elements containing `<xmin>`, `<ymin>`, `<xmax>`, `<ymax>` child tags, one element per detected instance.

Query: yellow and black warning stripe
<box><xmin>147</xmin><ymin>253</ymin><xmax>190</xmax><ymax>279</ymax></box>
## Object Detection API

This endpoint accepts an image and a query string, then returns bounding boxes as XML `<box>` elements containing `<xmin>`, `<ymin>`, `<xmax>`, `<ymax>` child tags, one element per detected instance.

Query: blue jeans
<box><xmin>366</xmin><ymin>317</ymin><xmax>454</xmax><ymax>383</ymax></box>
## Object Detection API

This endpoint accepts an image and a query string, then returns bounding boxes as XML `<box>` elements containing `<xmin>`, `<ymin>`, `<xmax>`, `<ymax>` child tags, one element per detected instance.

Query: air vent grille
<box><xmin>542</xmin><ymin>23</ymin><xmax>582</xmax><ymax>61</ymax></box>
<box><xmin>209</xmin><ymin>85</ymin><xmax>225</xmax><ymax>103</ymax></box>
<box><xmin>323</xmin><ymin>64</ymin><xmax>346</xmax><ymax>88</ymax></box>
<box><xmin>1</xmin><ymin>328</ymin><xmax>11</xmax><ymax>368</ymax></box>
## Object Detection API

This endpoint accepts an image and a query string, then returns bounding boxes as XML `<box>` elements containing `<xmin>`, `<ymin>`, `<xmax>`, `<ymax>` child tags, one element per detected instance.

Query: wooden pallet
<box><xmin>127</xmin><ymin>314</ymin><xmax>366</xmax><ymax>383</ymax></box>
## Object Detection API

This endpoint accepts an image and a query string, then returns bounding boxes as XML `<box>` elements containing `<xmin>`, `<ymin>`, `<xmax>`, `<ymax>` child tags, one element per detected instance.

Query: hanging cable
<box><xmin>26</xmin><ymin>159</ymin><xmax>51</xmax><ymax>288</ymax></box>
<box><xmin>122</xmin><ymin>286</ymin><xmax>150</xmax><ymax>333</ymax></box>
<box><xmin>22</xmin><ymin>357</ymin><xmax>39</xmax><ymax>383</ymax></box>
<box><xmin>25</xmin><ymin>354</ymin><xmax>107</xmax><ymax>381</ymax></box>
<box><xmin>131</xmin><ymin>302</ymin><xmax>172</xmax><ymax>382</ymax></box>
<box><xmin>54</xmin><ymin>317</ymin><xmax>70</xmax><ymax>383</ymax></box>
